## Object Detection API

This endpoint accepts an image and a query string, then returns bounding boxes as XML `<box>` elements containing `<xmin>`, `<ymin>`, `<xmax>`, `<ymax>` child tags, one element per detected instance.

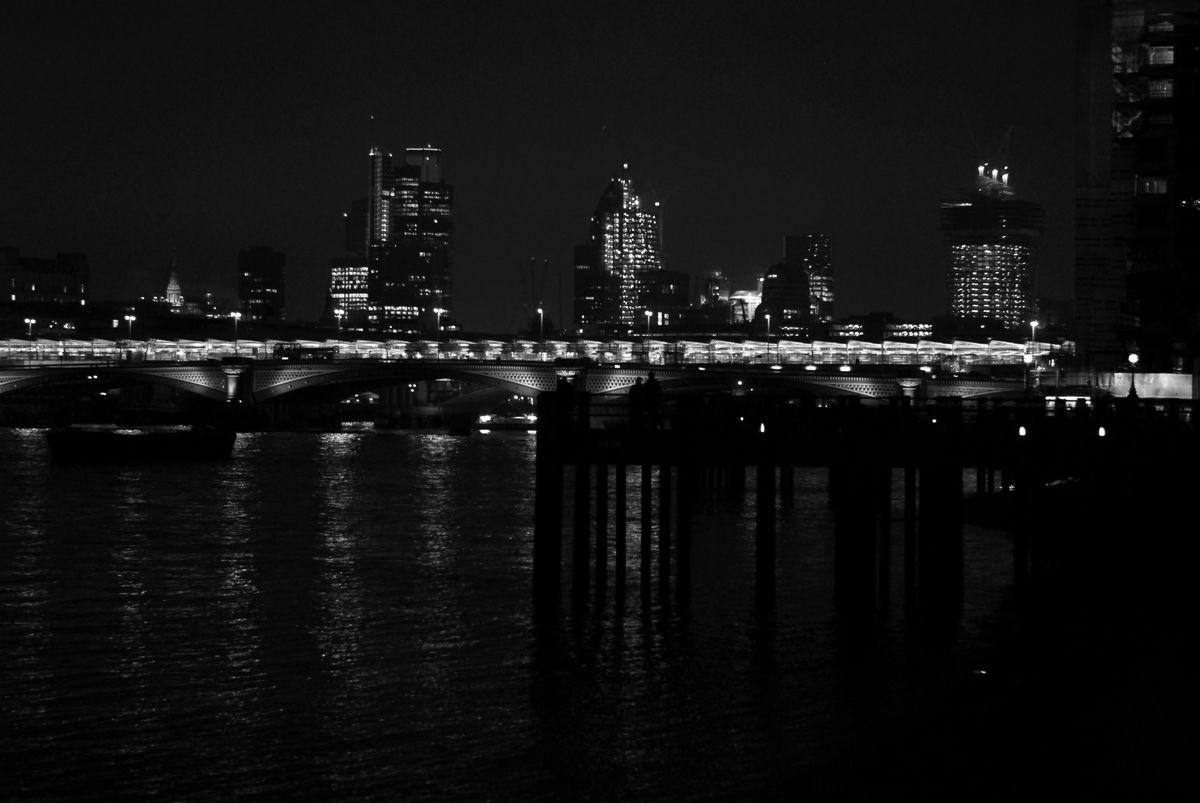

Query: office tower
<box><xmin>785</xmin><ymin>234</ymin><xmax>835</xmax><ymax>321</ymax></box>
<box><xmin>237</xmin><ymin>246</ymin><xmax>286</xmax><ymax>324</ymax></box>
<box><xmin>573</xmin><ymin>165</ymin><xmax>666</xmax><ymax>333</ymax></box>
<box><xmin>0</xmin><ymin>247</ymin><xmax>89</xmax><ymax>307</ymax></box>
<box><xmin>758</xmin><ymin>259</ymin><xmax>809</xmax><ymax>326</ymax></box>
<box><xmin>390</xmin><ymin>146</ymin><xmax>453</xmax><ymax>328</ymax></box>
<box><xmin>328</xmin><ymin>257</ymin><xmax>369</xmax><ymax>325</ymax></box>
<box><xmin>941</xmin><ymin>165</ymin><xmax>1044</xmax><ymax>329</ymax></box>
<box><xmin>331</xmin><ymin>145</ymin><xmax>454</xmax><ymax>333</ymax></box>
<box><xmin>367</xmin><ymin>147</ymin><xmax>393</xmax><ymax>250</ymax></box>
<box><xmin>1076</xmin><ymin>0</ymin><xmax>1200</xmax><ymax>371</ymax></box>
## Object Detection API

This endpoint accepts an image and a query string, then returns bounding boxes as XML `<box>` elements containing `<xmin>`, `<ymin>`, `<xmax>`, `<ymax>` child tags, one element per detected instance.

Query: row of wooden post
<box><xmin>534</xmin><ymin>390</ymin><xmax>1042</xmax><ymax>618</ymax></box>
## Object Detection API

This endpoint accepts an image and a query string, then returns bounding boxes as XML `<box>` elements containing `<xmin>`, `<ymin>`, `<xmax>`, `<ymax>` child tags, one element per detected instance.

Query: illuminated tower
<box><xmin>367</xmin><ymin>146</ymin><xmax>393</xmax><ymax>250</ymax></box>
<box><xmin>941</xmin><ymin>165</ymin><xmax>1043</xmax><ymax>329</ymax></box>
<box><xmin>336</xmin><ymin>144</ymin><xmax>454</xmax><ymax>333</ymax></box>
<box><xmin>165</xmin><ymin>252</ymin><xmax>183</xmax><ymax>308</ymax></box>
<box><xmin>573</xmin><ymin>165</ymin><xmax>664</xmax><ymax>332</ymax></box>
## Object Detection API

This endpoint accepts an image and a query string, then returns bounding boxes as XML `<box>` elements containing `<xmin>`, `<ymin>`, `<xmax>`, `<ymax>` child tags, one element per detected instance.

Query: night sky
<box><xmin>3</xmin><ymin>1</ymin><xmax>1077</xmax><ymax>335</ymax></box>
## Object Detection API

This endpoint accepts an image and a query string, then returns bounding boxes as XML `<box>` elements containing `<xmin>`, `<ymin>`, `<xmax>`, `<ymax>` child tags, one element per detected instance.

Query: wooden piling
<box><xmin>595</xmin><ymin>461</ymin><xmax>608</xmax><ymax>599</ymax></box>
<box><xmin>615</xmin><ymin>463</ymin><xmax>627</xmax><ymax>594</ymax></box>
<box><xmin>533</xmin><ymin>392</ymin><xmax>563</xmax><ymax>614</ymax></box>
<box><xmin>658</xmin><ymin>463</ymin><xmax>672</xmax><ymax>594</ymax></box>
<box><xmin>756</xmin><ymin>454</ymin><xmax>776</xmax><ymax>607</ymax></box>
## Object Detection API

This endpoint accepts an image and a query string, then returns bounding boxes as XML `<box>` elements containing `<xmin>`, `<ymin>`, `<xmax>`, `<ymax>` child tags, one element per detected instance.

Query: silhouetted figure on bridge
<box><xmin>644</xmin><ymin>371</ymin><xmax>662</xmax><ymax>429</ymax></box>
<box><xmin>628</xmin><ymin>377</ymin><xmax>644</xmax><ymax>429</ymax></box>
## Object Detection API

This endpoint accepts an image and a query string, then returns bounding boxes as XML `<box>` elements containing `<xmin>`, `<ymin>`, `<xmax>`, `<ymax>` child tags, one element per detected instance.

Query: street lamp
<box><xmin>123</xmin><ymin>314</ymin><xmax>136</xmax><ymax>339</ymax></box>
<box><xmin>765</xmin><ymin>313</ymin><xmax>771</xmax><ymax>362</ymax></box>
<box><xmin>537</xmin><ymin>306</ymin><xmax>544</xmax><ymax>342</ymax></box>
<box><xmin>434</xmin><ymin>308</ymin><xmax>446</xmax><ymax>342</ymax></box>
<box><xmin>334</xmin><ymin>307</ymin><xmax>345</xmax><ymax>338</ymax></box>
<box><xmin>24</xmin><ymin>318</ymin><xmax>35</xmax><ymax>338</ymax></box>
<box><xmin>644</xmin><ymin>310</ymin><xmax>653</xmax><ymax>362</ymax></box>
<box><xmin>231</xmin><ymin>311</ymin><xmax>242</xmax><ymax>356</ymax></box>
<box><xmin>1128</xmin><ymin>352</ymin><xmax>1139</xmax><ymax>398</ymax></box>
<box><xmin>1029</xmin><ymin>319</ymin><xmax>1040</xmax><ymax>387</ymax></box>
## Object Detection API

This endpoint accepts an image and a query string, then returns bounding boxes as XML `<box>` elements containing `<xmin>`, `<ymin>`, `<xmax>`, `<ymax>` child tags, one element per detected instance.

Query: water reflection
<box><xmin>0</xmin><ymin>427</ymin><xmax>1052</xmax><ymax>800</ymax></box>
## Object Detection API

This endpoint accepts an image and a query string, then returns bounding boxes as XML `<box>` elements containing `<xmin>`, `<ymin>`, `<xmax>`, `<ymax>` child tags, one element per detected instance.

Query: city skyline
<box><xmin>3</xmin><ymin>2</ymin><xmax>1076</xmax><ymax>334</ymax></box>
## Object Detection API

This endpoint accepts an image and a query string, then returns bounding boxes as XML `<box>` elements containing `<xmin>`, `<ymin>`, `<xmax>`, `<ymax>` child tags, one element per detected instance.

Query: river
<box><xmin>0</xmin><ymin>426</ymin><xmax>1186</xmax><ymax>800</ymax></box>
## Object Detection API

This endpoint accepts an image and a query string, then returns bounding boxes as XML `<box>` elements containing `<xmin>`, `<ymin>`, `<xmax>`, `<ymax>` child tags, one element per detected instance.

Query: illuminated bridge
<box><xmin>0</xmin><ymin>333</ymin><xmax>1064</xmax><ymax>408</ymax></box>
<box><xmin>0</xmin><ymin>358</ymin><xmax>1032</xmax><ymax>407</ymax></box>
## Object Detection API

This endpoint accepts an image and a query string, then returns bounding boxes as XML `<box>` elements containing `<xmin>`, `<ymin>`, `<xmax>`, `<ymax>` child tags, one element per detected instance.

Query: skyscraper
<box><xmin>758</xmin><ymin>258</ymin><xmax>809</xmax><ymax>328</ymax></box>
<box><xmin>330</xmin><ymin>145</ymin><xmax>454</xmax><ymax>333</ymax></box>
<box><xmin>573</xmin><ymin>165</ymin><xmax>668</xmax><ymax>333</ymax></box>
<box><xmin>786</xmin><ymin>234</ymin><xmax>835</xmax><ymax>322</ymax></box>
<box><xmin>238</xmin><ymin>246</ymin><xmax>286</xmax><ymax>324</ymax></box>
<box><xmin>941</xmin><ymin>165</ymin><xmax>1043</xmax><ymax>329</ymax></box>
<box><xmin>1076</xmin><ymin>0</ymin><xmax>1200</xmax><ymax>371</ymax></box>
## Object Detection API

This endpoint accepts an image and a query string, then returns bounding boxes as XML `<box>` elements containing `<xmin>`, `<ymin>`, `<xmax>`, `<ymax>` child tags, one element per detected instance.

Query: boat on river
<box><xmin>45</xmin><ymin>424</ymin><xmax>237</xmax><ymax>464</ymax></box>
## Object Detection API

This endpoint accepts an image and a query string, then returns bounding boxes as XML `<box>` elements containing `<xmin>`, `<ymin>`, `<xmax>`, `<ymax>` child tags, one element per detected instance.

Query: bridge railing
<box><xmin>0</xmin><ymin>336</ymin><xmax>1070</xmax><ymax>369</ymax></box>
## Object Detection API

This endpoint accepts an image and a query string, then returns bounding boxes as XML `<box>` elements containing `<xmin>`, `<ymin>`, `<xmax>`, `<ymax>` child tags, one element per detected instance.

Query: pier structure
<box><xmin>532</xmin><ymin>390</ymin><xmax>1197</xmax><ymax>618</ymax></box>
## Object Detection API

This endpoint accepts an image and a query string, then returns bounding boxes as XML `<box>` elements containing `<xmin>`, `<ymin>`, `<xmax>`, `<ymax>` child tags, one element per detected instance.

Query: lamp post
<box><xmin>644</xmin><ymin>310</ymin><xmax>653</xmax><ymax>362</ymax></box>
<box><xmin>434</xmin><ymin>308</ymin><xmax>446</xmax><ymax>343</ymax></box>
<box><xmin>334</xmin><ymin>308</ymin><xmax>344</xmax><ymax>338</ymax></box>
<box><xmin>123</xmin><ymin>314</ymin><xmax>136</xmax><ymax>339</ymax></box>
<box><xmin>765</xmin><ymin>313</ymin><xmax>771</xmax><ymax>362</ymax></box>
<box><xmin>231</xmin><ymin>311</ymin><xmax>242</xmax><ymax>356</ymax></box>
<box><xmin>537</xmin><ymin>306</ymin><xmax>544</xmax><ymax>343</ymax></box>
<box><xmin>1029</xmin><ymin>319</ymin><xmax>1039</xmax><ymax>387</ymax></box>
<box><xmin>1128</xmin><ymin>352</ymin><xmax>1139</xmax><ymax>398</ymax></box>
<box><xmin>23</xmin><ymin>318</ymin><xmax>36</xmax><ymax>366</ymax></box>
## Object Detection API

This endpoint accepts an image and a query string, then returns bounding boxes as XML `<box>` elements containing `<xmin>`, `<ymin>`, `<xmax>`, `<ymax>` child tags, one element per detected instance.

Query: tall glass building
<box><xmin>786</xmin><ymin>234</ymin><xmax>834</xmax><ymax>322</ymax></box>
<box><xmin>331</xmin><ymin>145</ymin><xmax>454</xmax><ymax>333</ymax></box>
<box><xmin>941</xmin><ymin>166</ymin><xmax>1044</xmax><ymax>329</ymax></box>
<box><xmin>574</xmin><ymin>166</ymin><xmax>668</xmax><ymax>333</ymax></box>
<box><xmin>1076</xmin><ymin>0</ymin><xmax>1200</xmax><ymax>371</ymax></box>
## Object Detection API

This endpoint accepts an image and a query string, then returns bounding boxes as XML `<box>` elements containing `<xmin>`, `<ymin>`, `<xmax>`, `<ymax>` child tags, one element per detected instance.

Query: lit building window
<box><xmin>1148</xmin><ymin>78</ymin><xmax>1174</xmax><ymax>98</ymax></box>
<box><xmin>1135</xmin><ymin>176</ymin><xmax>1169</xmax><ymax>194</ymax></box>
<box><xmin>1147</xmin><ymin>45</ymin><xmax>1174</xmax><ymax>65</ymax></box>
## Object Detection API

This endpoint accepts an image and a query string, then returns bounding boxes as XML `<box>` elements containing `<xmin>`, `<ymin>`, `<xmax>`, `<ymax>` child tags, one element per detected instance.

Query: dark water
<box><xmin>0</xmin><ymin>427</ymin><xmax>1186</xmax><ymax>800</ymax></box>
